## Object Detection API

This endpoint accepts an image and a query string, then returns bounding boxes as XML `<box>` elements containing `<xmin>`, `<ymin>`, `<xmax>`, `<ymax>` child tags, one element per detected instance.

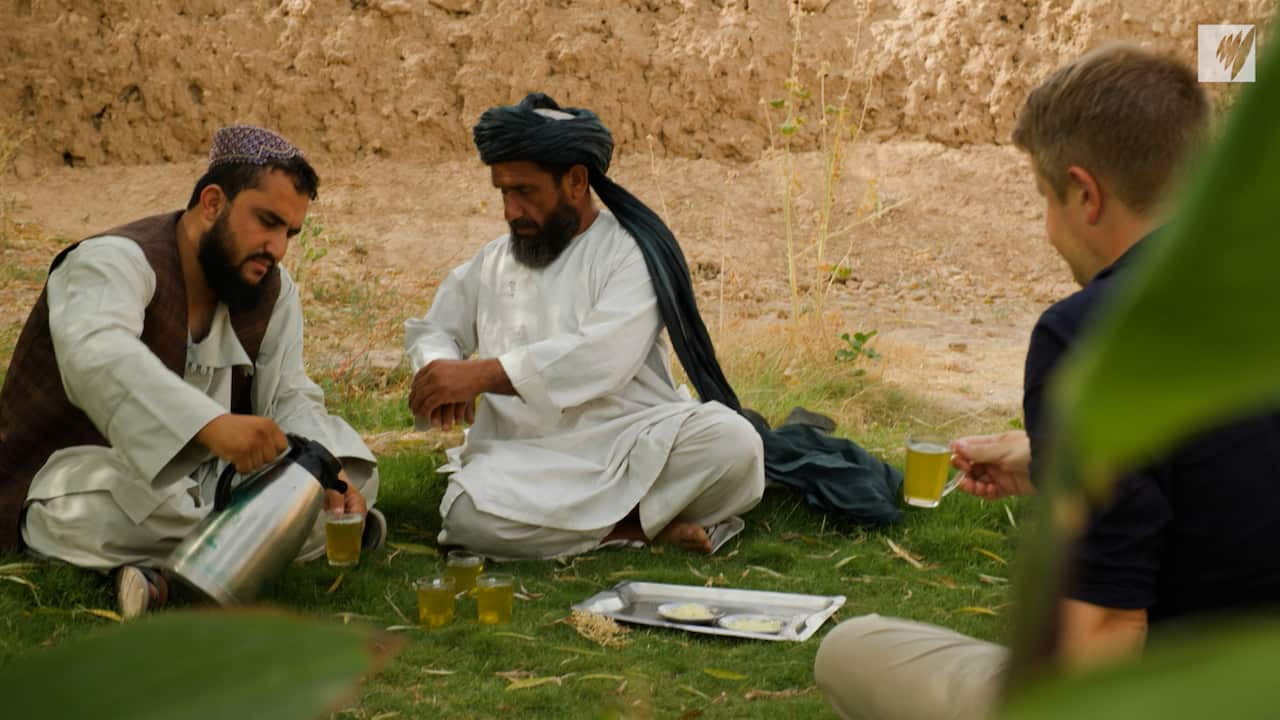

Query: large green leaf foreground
<box><xmin>1002</xmin><ymin>616</ymin><xmax>1280</xmax><ymax>719</ymax></box>
<box><xmin>1053</xmin><ymin>33</ymin><xmax>1280</xmax><ymax>487</ymax></box>
<box><xmin>2</xmin><ymin>611</ymin><xmax>383</xmax><ymax>720</ymax></box>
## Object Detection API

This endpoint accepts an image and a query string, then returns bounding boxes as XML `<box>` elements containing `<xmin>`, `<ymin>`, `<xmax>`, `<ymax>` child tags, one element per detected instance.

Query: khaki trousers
<box><xmin>815</xmin><ymin>615</ymin><xmax>1009</xmax><ymax>720</ymax></box>
<box><xmin>438</xmin><ymin>402</ymin><xmax>765</xmax><ymax>560</ymax></box>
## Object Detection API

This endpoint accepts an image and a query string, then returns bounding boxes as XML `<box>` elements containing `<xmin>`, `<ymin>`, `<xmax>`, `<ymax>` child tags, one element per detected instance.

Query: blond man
<box><xmin>817</xmin><ymin>45</ymin><xmax>1280</xmax><ymax>720</ymax></box>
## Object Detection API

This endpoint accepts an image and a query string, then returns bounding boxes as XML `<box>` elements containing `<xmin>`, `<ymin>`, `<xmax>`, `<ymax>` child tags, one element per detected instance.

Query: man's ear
<box><xmin>1065</xmin><ymin>166</ymin><xmax>1103</xmax><ymax>225</ymax></box>
<box><xmin>197</xmin><ymin>184</ymin><xmax>227</xmax><ymax>222</ymax></box>
<box><xmin>565</xmin><ymin>164</ymin><xmax>590</xmax><ymax>202</ymax></box>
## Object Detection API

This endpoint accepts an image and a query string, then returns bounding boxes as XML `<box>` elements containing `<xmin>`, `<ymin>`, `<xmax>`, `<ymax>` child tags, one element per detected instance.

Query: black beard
<box><xmin>197</xmin><ymin>212</ymin><xmax>270</xmax><ymax>312</ymax></box>
<box><xmin>508</xmin><ymin>201</ymin><xmax>581</xmax><ymax>269</ymax></box>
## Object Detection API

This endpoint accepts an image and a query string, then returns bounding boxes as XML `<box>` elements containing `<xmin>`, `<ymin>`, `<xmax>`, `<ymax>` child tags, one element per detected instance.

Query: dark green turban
<box><xmin>474</xmin><ymin>93</ymin><xmax>903</xmax><ymax>527</ymax></box>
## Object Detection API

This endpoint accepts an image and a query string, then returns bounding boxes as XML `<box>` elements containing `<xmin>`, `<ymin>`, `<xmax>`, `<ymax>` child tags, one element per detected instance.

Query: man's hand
<box><xmin>324</xmin><ymin>469</ymin><xmax>368</xmax><ymax>515</ymax></box>
<box><xmin>430</xmin><ymin>401</ymin><xmax>475</xmax><ymax>431</ymax></box>
<box><xmin>195</xmin><ymin>414</ymin><xmax>289</xmax><ymax>474</ymax></box>
<box><xmin>409</xmin><ymin>358</ymin><xmax>512</xmax><ymax>429</ymax></box>
<box><xmin>951</xmin><ymin>430</ymin><xmax>1035</xmax><ymax>500</ymax></box>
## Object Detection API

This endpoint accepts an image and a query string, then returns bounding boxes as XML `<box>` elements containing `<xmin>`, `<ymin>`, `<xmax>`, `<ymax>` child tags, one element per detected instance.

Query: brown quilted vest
<box><xmin>0</xmin><ymin>211</ymin><xmax>281</xmax><ymax>550</ymax></box>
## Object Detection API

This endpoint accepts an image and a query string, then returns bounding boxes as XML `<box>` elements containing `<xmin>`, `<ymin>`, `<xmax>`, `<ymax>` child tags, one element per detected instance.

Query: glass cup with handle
<box><xmin>902</xmin><ymin>433</ymin><xmax>960</xmax><ymax>508</ymax></box>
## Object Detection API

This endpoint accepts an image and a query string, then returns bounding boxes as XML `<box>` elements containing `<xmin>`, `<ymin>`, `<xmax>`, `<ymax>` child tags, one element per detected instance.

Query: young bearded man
<box><xmin>0</xmin><ymin>126</ymin><xmax>384</xmax><ymax>618</ymax></box>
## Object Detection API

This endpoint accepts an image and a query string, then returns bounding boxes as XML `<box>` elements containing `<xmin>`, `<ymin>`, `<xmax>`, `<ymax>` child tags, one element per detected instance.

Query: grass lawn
<box><xmin>0</xmin><ymin>421</ymin><xmax>1021</xmax><ymax>719</ymax></box>
<box><xmin>0</xmin><ymin>221</ymin><xmax>1024</xmax><ymax>718</ymax></box>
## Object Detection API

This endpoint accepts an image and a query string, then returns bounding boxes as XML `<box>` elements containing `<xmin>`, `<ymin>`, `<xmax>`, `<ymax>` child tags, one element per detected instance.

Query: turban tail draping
<box><xmin>474</xmin><ymin>93</ymin><xmax>903</xmax><ymax>527</ymax></box>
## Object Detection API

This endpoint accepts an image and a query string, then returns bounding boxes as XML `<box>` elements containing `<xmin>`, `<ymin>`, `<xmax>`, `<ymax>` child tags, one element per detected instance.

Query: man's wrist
<box><xmin>194</xmin><ymin>413</ymin><xmax>229</xmax><ymax>445</ymax></box>
<box><xmin>478</xmin><ymin>357</ymin><xmax>515</xmax><ymax>396</ymax></box>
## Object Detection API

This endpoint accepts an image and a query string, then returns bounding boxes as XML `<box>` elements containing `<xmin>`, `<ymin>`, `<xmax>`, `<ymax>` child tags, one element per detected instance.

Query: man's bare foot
<box><xmin>655</xmin><ymin>521</ymin><xmax>712</xmax><ymax>554</ymax></box>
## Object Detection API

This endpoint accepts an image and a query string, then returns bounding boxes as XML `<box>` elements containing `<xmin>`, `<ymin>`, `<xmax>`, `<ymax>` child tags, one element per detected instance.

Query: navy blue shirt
<box><xmin>1023</xmin><ymin>239</ymin><xmax>1280</xmax><ymax>624</ymax></box>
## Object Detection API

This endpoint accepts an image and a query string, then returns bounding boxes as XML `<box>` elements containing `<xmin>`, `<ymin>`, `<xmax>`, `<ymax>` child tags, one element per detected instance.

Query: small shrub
<box><xmin>835</xmin><ymin>329</ymin><xmax>881</xmax><ymax>375</ymax></box>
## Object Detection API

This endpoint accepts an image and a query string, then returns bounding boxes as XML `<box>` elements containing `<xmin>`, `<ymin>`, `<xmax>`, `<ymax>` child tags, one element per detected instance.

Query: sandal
<box><xmin>116</xmin><ymin>565</ymin><xmax>169</xmax><ymax>620</ymax></box>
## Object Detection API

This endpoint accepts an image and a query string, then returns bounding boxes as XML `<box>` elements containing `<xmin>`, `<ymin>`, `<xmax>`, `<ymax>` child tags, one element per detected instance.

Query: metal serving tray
<box><xmin>572</xmin><ymin>581</ymin><xmax>845</xmax><ymax>642</ymax></box>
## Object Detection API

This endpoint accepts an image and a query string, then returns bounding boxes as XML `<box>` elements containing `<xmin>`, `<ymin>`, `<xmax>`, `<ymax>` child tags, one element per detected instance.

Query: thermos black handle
<box><xmin>324</xmin><ymin>475</ymin><xmax>350</xmax><ymax>495</ymax></box>
<box><xmin>212</xmin><ymin>435</ymin><xmax>347</xmax><ymax>512</ymax></box>
<box><xmin>290</xmin><ymin>433</ymin><xmax>348</xmax><ymax>495</ymax></box>
<box><xmin>213</xmin><ymin>462</ymin><xmax>240</xmax><ymax>512</ymax></box>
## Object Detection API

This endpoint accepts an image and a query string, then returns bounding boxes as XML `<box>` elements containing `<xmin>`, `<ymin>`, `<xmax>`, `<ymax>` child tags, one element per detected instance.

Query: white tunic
<box><xmin>24</xmin><ymin>235</ymin><xmax>376</xmax><ymax>524</ymax></box>
<box><xmin>405</xmin><ymin>211</ymin><xmax>701</xmax><ymax>531</ymax></box>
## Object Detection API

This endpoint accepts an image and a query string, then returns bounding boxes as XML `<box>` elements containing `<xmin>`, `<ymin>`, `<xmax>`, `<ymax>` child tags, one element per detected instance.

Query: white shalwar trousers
<box><xmin>438</xmin><ymin>402</ymin><xmax>765</xmax><ymax>560</ymax></box>
<box><xmin>22</xmin><ymin>446</ymin><xmax>379</xmax><ymax>570</ymax></box>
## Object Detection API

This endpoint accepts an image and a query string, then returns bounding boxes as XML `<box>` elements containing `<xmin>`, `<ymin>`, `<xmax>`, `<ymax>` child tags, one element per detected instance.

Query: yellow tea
<box><xmin>903</xmin><ymin>438</ymin><xmax>952</xmax><ymax>508</ymax></box>
<box><xmin>325</xmin><ymin>513</ymin><xmax>364</xmax><ymax>567</ymax></box>
<box><xmin>415</xmin><ymin>576</ymin><xmax>456</xmax><ymax>629</ymax></box>
<box><xmin>445</xmin><ymin>551</ymin><xmax>484</xmax><ymax>592</ymax></box>
<box><xmin>475</xmin><ymin>574</ymin><xmax>513</xmax><ymax>625</ymax></box>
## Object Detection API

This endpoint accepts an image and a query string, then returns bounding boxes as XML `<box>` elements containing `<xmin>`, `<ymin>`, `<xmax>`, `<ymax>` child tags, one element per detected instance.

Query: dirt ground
<box><xmin>4</xmin><ymin>140</ymin><xmax>1065</xmax><ymax>419</ymax></box>
<box><xmin>5</xmin><ymin>1</ymin><xmax>1271</xmax><ymax>424</ymax></box>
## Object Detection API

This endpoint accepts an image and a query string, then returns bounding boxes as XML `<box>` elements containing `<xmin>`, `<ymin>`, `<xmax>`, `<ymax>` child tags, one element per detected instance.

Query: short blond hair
<box><xmin>1012</xmin><ymin>44</ymin><xmax>1208</xmax><ymax>213</ymax></box>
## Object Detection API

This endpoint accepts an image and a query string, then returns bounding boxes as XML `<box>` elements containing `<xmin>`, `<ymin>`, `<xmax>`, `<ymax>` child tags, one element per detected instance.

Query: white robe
<box><xmin>21</xmin><ymin>236</ymin><xmax>377</xmax><ymax>566</ymax></box>
<box><xmin>405</xmin><ymin>211</ymin><xmax>706</xmax><ymax>532</ymax></box>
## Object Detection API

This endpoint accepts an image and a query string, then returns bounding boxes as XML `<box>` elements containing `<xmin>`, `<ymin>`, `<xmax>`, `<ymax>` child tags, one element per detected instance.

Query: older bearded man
<box><xmin>404</xmin><ymin>97</ymin><xmax>768</xmax><ymax>560</ymax></box>
<box><xmin>0</xmin><ymin>126</ymin><xmax>383</xmax><ymax>618</ymax></box>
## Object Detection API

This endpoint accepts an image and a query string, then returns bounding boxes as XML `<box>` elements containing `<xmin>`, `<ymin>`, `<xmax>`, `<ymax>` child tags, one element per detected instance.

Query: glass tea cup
<box><xmin>902</xmin><ymin>434</ymin><xmax>960</xmax><ymax>508</ymax></box>
<box><xmin>324</xmin><ymin>510</ymin><xmax>365</xmax><ymax>567</ymax></box>
<box><xmin>415</xmin><ymin>575</ymin><xmax>457</xmax><ymax>628</ymax></box>
<box><xmin>474</xmin><ymin>573</ymin><xmax>514</xmax><ymax>625</ymax></box>
<box><xmin>445</xmin><ymin>550</ymin><xmax>485</xmax><ymax>593</ymax></box>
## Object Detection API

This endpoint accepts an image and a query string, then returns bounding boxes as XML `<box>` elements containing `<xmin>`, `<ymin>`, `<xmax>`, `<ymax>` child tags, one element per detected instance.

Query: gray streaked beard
<box><xmin>509</xmin><ymin>201</ymin><xmax>581</xmax><ymax>269</ymax></box>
